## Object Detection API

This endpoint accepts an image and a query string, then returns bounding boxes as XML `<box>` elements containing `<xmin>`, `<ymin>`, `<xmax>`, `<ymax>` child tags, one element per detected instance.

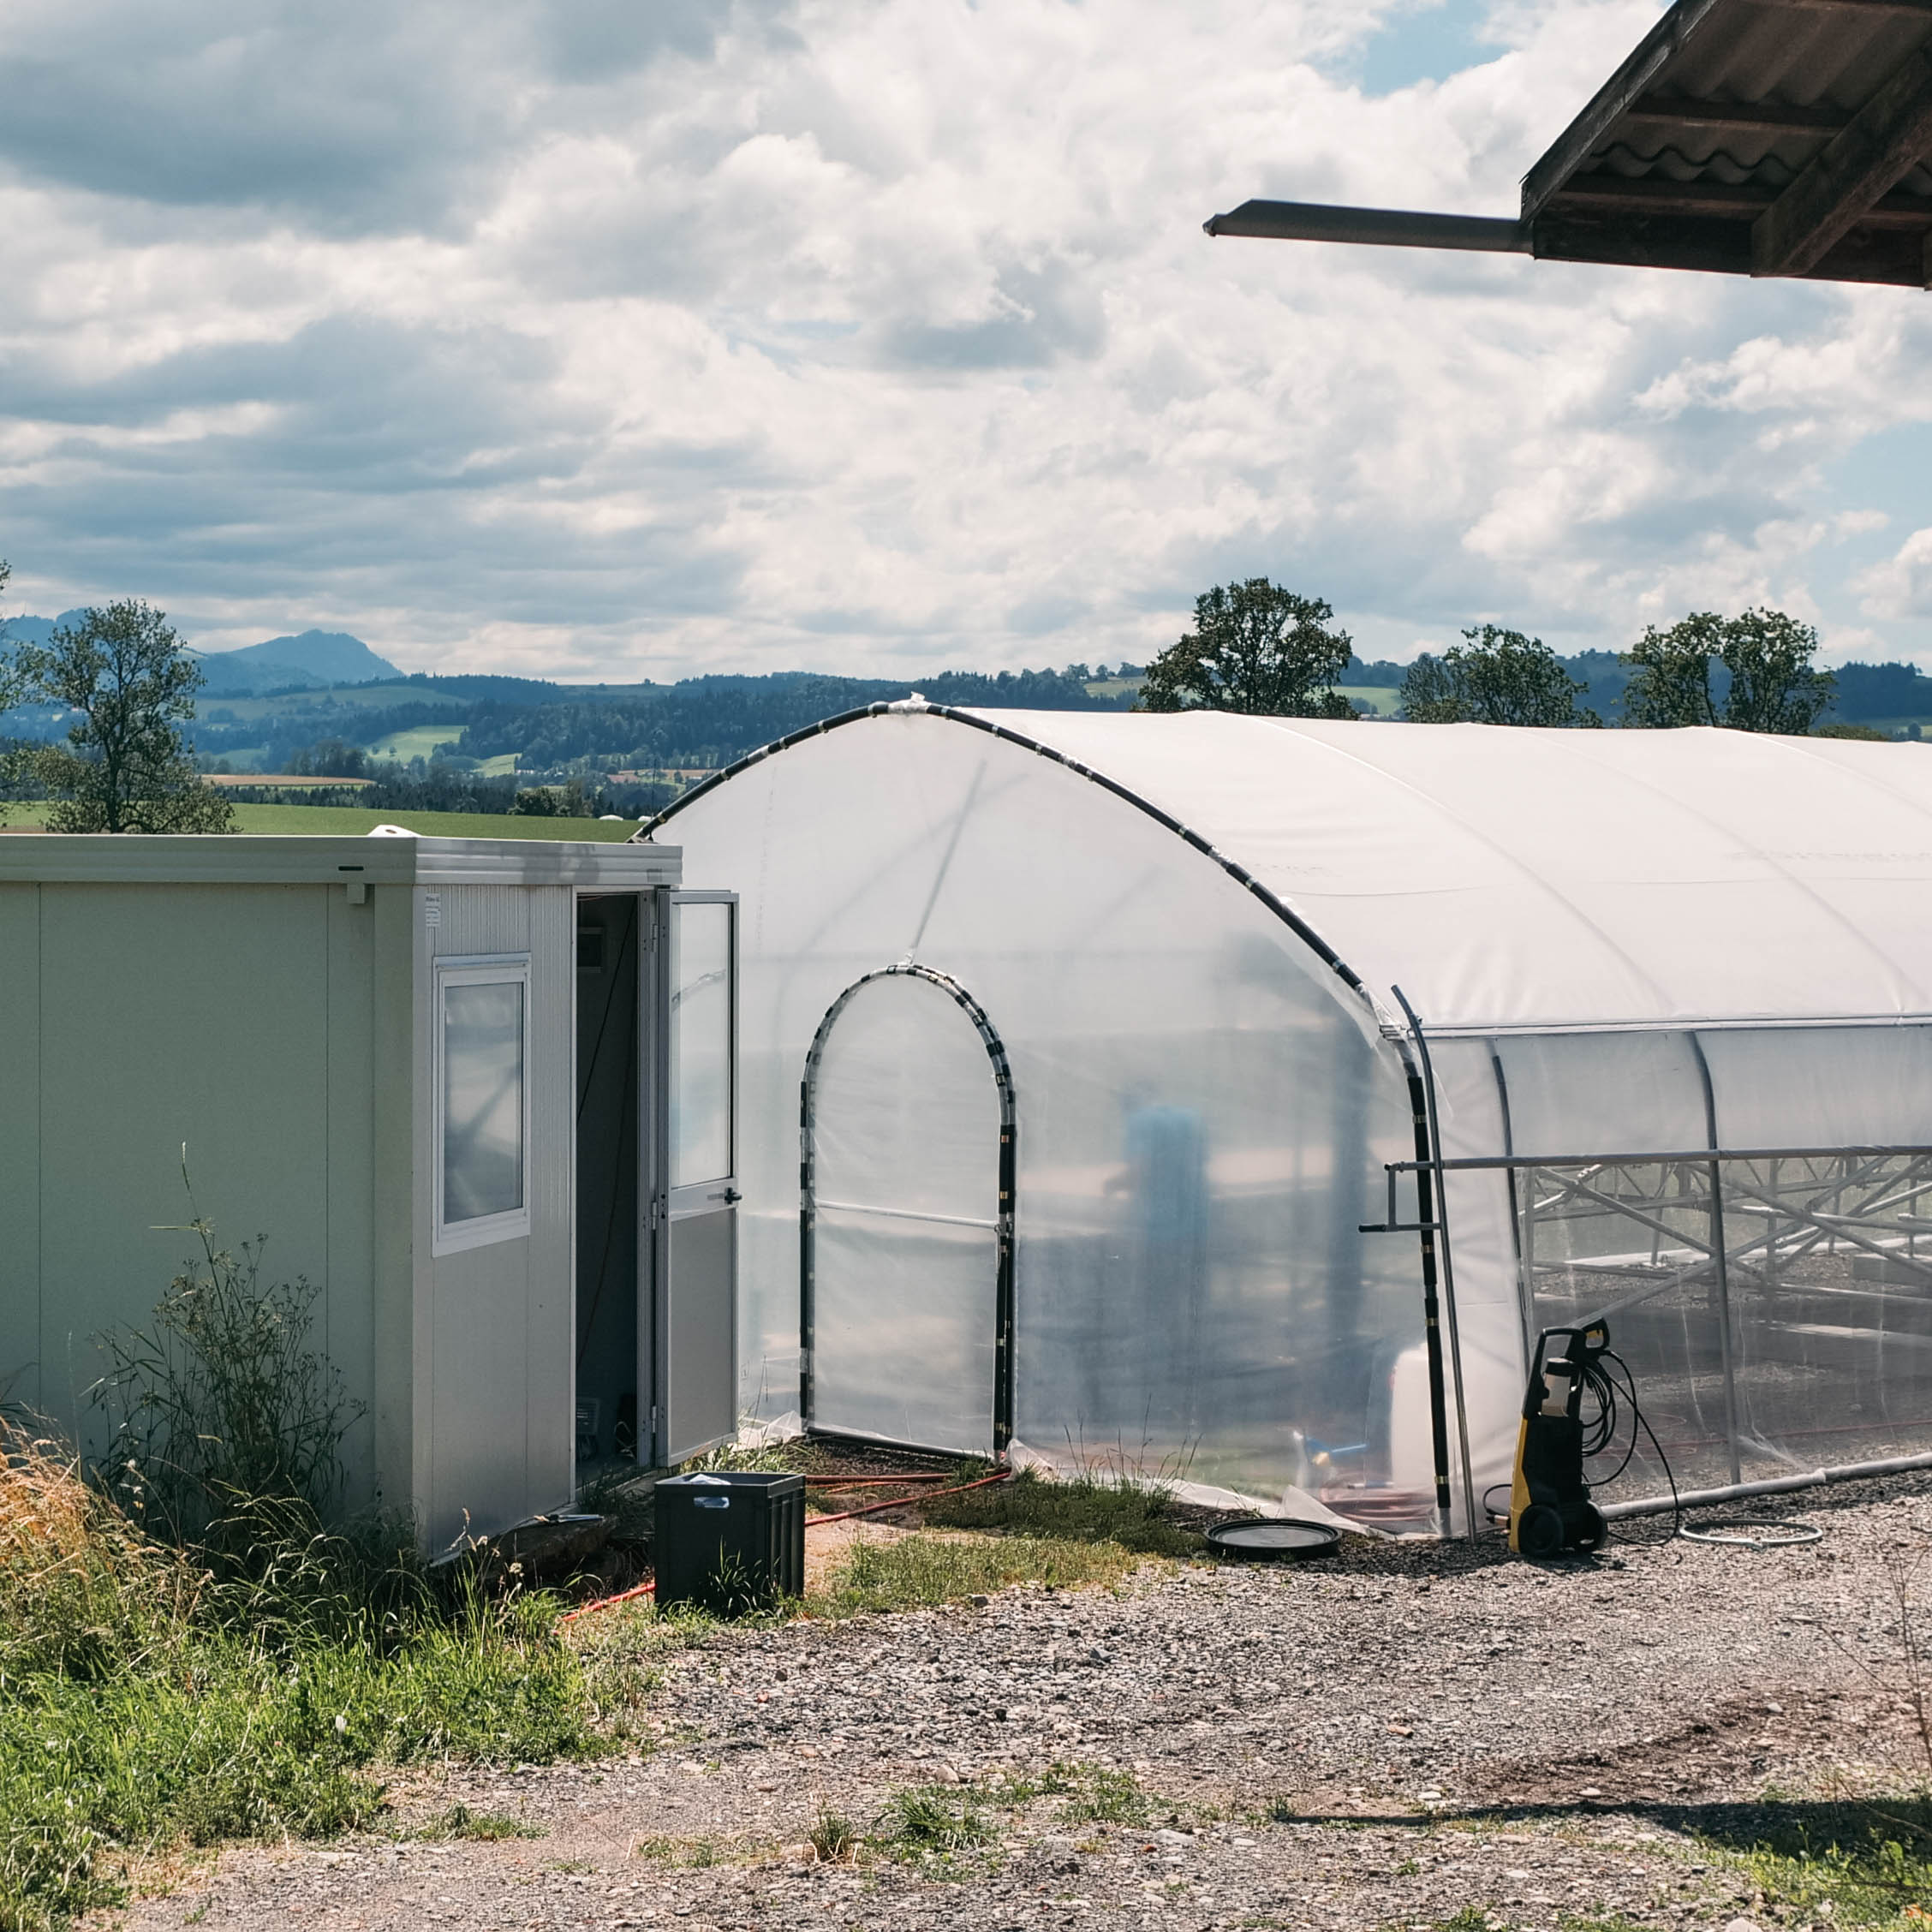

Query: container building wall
<box><xmin>1</xmin><ymin>874</ymin><xmax>583</xmax><ymax>1550</ymax></box>
<box><xmin>0</xmin><ymin>880</ymin><xmax>404</xmax><ymax>1511</ymax></box>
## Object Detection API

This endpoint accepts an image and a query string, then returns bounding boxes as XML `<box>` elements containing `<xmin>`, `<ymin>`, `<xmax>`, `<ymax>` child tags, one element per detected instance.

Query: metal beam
<box><xmin>1768</xmin><ymin>0</ymin><xmax>1932</xmax><ymax>14</ymax></box>
<box><xmin>1624</xmin><ymin>92</ymin><xmax>1852</xmax><ymax>134</ymax></box>
<box><xmin>1202</xmin><ymin>200</ymin><xmax>1530</xmax><ymax>253</ymax></box>
<box><xmin>1548</xmin><ymin>171</ymin><xmax>1932</xmax><ymax>225</ymax></box>
<box><xmin>1754</xmin><ymin>47</ymin><xmax>1932</xmax><ymax>272</ymax></box>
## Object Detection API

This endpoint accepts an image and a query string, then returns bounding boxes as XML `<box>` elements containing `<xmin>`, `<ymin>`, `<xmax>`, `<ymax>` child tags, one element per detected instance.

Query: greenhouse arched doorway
<box><xmin>801</xmin><ymin>965</ymin><xmax>1016</xmax><ymax>1457</ymax></box>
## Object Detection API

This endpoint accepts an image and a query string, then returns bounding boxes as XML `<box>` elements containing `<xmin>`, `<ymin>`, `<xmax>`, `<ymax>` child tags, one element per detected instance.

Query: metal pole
<box><xmin>1690</xmin><ymin>1035</ymin><xmax>1744</xmax><ymax>1487</ymax></box>
<box><xmin>1396</xmin><ymin>1050</ymin><xmax>1455</xmax><ymax>1540</ymax></box>
<box><xmin>1393</xmin><ymin>987</ymin><xmax>1481</xmax><ymax>1543</ymax></box>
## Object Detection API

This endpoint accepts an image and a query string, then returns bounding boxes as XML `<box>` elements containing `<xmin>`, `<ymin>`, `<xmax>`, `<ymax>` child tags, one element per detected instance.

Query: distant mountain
<box><xmin>3</xmin><ymin>615</ymin><xmax>400</xmax><ymax>696</ymax></box>
<box><xmin>0</xmin><ymin>613</ymin><xmax>62</xmax><ymax>650</ymax></box>
<box><xmin>196</xmin><ymin>629</ymin><xmax>401</xmax><ymax>695</ymax></box>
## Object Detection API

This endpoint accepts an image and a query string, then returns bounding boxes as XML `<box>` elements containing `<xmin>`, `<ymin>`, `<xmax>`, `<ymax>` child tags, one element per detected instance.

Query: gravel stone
<box><xmin>119</xmin><ymin>1478</ymin><xmax>1932</xmax><ymax>1930</ymax></box>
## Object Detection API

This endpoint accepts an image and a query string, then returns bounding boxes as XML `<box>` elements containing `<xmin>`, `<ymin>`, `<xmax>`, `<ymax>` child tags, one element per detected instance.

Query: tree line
<box><xmin>1137</xmin><ymin>577</ymin><xmax>1848</xmax><ymax>734</ymax></box>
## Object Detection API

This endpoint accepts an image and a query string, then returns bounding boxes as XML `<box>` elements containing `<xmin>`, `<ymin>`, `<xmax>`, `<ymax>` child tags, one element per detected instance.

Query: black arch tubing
<box><xmin>800</xmin><ymin>963</ymin><xmax>1019</xmax><ymax>1457</ymax></box>
<box><xmin>632</xmin><ymin>701</ymin><xmax>1372</xmax><ymax>1002</ymax></box>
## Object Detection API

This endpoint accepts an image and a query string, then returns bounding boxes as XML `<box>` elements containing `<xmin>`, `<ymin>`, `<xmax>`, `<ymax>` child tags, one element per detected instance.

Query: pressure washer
<box><xmin>1508</xmin><ymin>1320</ymin><xmax>1614</xmax><ymax>1557</ymax></box>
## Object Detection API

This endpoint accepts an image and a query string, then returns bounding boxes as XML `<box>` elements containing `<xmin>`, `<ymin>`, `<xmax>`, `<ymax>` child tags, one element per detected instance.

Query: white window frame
<box><xmin>432</xmin><ymin>953</ymin><xmax>534</xmax><ymax>1256</ymax></box>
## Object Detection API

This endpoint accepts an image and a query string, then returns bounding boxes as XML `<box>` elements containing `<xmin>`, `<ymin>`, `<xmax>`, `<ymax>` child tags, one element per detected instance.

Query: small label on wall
<box><xmin>424</xmin><ymin>893</ymin><xmax>442</xmax><ymax>928</ymax></box>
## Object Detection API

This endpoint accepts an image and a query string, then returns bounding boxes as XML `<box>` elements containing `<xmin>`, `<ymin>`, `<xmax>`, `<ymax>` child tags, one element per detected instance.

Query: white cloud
<box><xmin>1857</xmin><ymin>528</ymin><xmax>1932</xmax><ymax>622</ymax></box>
<box><xmin>2</xmin><ymin>0</ymin><xmax>1929</xmax><ymax>677</ymax></box>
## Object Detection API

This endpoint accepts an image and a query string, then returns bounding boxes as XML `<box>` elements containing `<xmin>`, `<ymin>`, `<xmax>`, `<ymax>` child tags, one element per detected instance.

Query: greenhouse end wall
<box><xmin>1431</xmin><ymin>1022</ymin><xmax>1932</xmax><ymax>1518</ymax></box>
<box><xmin>661</xmin><ymin>712</ymin><xmax>1437</xmax><ymax>1524</ymax></box>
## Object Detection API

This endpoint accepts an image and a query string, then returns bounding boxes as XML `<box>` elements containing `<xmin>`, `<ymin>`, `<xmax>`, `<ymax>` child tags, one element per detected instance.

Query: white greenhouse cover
<box><xmin>656</xmin><ymin>705</ymin><xmax>1932</xmax><ymax>1535</ymax></box>
<box><xmin>976</xmin><ymin>711</ymin><xmax>1932</xmax><ymax>1036</ymax></box>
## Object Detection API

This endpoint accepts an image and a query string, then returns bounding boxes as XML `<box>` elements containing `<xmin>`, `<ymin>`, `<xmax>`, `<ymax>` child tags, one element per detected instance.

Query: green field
<box><xmin>199</xmin><ymin>681</ymin><xmax>440</xmax><ymax>724</ymax></box>
<box><xmin>367</xmin><ymin>723</ymin><xmax>467</xmax><ymax>762</ymax></box>
<box><xmin>1</xmin><ymin>802</ymin><xmax>644</xmax><ymax>840</ymax></box>
<box><xmin>1337</xmin><ymin>684</ymin><xmax>1401</xmax><ymax>716</ymax></box>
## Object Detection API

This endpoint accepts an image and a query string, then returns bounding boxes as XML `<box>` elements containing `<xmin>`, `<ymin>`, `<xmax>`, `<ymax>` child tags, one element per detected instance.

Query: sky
<box><xmin>3</xmin><ymin>0</ymin><xmax>1929</xmax><ymax>680</ymax></box>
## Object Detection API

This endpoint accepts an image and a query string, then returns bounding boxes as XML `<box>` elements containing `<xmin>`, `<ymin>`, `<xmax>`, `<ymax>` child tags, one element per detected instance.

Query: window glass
<box><xmin>444</xmin><ymin>979</ymin><xmax>526</xmax><ymax>1223</ymax></box>
<box><xmin>671</xmin><ymin>902</ymin><xmax>732</xmax><ymax>1187</ymax></box>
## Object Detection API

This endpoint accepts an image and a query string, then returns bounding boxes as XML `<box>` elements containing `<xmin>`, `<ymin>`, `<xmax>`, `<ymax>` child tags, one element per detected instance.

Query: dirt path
<box><xmin>117</xmin><ymin>1482</ymin><xmax>1932</xmax><ymax>1931</ymax></box>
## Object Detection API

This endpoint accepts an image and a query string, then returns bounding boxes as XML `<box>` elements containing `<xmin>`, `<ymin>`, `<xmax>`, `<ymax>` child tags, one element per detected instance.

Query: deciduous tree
<box><xmin>1622</xmin><ymin>608</ymin><xmax>1834</xmax><ymax>734</ymax></box>
<box><xmin>1136</xmin><ymin>579</ymin><xmax>1356</xmax><ymax>719</ymax></box>
<box><xmin>15</xmin><ymin>599</ymin><xmax>235</xmax><ymax>833</ymax></box>
<box><xmin>0</xmin><ymin>560</ymin><xmax>23</xmax><ymax>715</ymax></box>
<box><xmin>1399</xmin><ymin>625</ymin><xmax>1599</xmax><ymax>726</ymax></box>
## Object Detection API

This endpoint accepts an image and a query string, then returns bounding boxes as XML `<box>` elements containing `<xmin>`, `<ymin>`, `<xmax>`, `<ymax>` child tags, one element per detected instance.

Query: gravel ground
<box><xmin>116</xmin><ymin>1480</ymin><xmax>1932</xmax><ymax>1932</ymax></box>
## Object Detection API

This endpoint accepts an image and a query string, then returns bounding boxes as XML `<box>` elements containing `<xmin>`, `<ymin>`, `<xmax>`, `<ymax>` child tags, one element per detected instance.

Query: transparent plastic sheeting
<box><xmin>659</xmin><ymin>708</ymin><xmax>1932</xmax><ymax>1532</ymax></box>
<box><xmin>810</xmin><ymin>973</ymin><xmax>1001</xmax><ymax>1453</ymax></box>
<box><xmin>1462</xmin><ymin>1025</ymin><xmax>1932</xmax><ymax>1512</ymax></box>
<box><xmin>665</xmin><ymin>711</ymin><xmax>1429</xmax><ymax>1530</ymax></box>
<box><xmin>1518</xmin><ymin>1151</ymin><xmax>1932</xmax><ymax>1499</ymax></box>
<box><xmin>671</xmin><ymin>901</ymin><xmax>732</xmax><ymax>1190</ymax></box>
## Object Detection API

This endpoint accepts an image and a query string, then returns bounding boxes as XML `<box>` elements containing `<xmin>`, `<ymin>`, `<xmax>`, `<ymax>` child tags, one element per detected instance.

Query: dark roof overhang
<box><xmin>1207</xmin><ymin>0</ymin><xmax>1932</xmax><ymax>288</ymax></box>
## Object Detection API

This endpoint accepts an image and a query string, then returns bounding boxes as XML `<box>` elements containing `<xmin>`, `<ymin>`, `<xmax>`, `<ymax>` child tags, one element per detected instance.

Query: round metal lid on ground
<box><xmin>1204</xmin><ymin>1518</ymin><xmax>1342</xmax><ymax>1560</ymax></box>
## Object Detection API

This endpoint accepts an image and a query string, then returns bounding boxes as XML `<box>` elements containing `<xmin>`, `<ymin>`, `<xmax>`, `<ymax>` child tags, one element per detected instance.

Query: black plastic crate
<box><xmin>653</xmin><ymin>1471</ymin><xmax>806</xmax><ymax>1613</ymax></box>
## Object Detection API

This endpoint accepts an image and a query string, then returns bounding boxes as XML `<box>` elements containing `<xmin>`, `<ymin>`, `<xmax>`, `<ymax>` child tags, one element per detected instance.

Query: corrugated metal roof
<box><xmin>1207</xmin><ymin>0</ymin><xmax>1932</xmax><ymax>288</ymax></box>
<box><xmin>1524</xmin><ymin>0</ymin><xmax>1932</xmax><ymax>284</ymax></box>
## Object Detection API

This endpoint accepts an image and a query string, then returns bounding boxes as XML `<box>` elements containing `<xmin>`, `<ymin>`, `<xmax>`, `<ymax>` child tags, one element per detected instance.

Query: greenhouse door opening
<box><xmin>802</xmin><ymin>967</ymin><xmax>1016</xmax><ymax>1457</ymax></box>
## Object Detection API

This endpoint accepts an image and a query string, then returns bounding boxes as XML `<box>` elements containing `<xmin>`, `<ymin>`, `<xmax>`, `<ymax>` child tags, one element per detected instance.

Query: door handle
<box><xmin>719</xmin><ymin>1187</ymin><xmax>742</xmax><ymax>1206</ymax></box>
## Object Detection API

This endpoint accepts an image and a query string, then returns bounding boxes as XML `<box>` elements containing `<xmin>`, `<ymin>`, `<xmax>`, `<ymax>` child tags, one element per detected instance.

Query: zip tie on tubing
<box><xmin>556</xmin><ymin>1469</ymin><xmax>1012</xmax><ymax>1625</ymax></box>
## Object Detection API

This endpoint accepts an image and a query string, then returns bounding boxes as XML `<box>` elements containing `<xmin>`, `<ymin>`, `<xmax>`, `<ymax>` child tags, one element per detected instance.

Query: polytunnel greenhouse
<box><xmin>639</xmin><ymin>701</ymin><xmax>1932</xmax><ymax>1535</ymax></box>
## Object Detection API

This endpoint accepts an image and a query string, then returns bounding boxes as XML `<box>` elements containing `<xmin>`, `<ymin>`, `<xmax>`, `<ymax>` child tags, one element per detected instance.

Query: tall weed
<box><xmin>0</xmin><ymin>1198</ymin><xmax>595</xmax><ymax>1932</ymax></box>
<box><xmin>92</xmin><ymin>1208</ymin><xmax>361</xmax><ymax>1563</ymax></box>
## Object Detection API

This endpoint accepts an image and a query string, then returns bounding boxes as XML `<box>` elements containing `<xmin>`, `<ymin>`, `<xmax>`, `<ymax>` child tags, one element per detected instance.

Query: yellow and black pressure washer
<box><xmin>1509</xmin><ymin>1321</ymin><xmax>1613</xmax><ymax>1557</ymax></box>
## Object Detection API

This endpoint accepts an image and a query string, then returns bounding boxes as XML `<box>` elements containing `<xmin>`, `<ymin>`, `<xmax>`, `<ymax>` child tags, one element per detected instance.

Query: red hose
<box><xmin>805</xmin><ymin>1468</ymin><xmax>1011</xmax><ymax>1528</ymax></box>
<box><xmin>557</xmin><ymin>1577</ymin><xmax>653</xmax><ymax>1626</ymax></box>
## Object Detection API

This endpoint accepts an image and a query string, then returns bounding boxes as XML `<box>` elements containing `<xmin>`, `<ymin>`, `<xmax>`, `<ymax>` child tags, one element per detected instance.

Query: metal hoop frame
<box><xmin>800</xmin><ymin>963</ymin><xmax>1017</xmax><ymax>1456</ymax></box>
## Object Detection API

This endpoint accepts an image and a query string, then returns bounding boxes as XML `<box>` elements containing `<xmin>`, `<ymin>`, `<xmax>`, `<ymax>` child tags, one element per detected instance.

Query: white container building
<box><xmin>0</xmin><ymin>832</ymin><xmax>741</xmax><ymax>1547</ymax></box>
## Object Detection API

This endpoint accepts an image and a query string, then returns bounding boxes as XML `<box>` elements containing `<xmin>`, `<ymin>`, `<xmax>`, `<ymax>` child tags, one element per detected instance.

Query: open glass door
<box><xmin>651</xmin><ymin>890</ymin><xmax>739</xmax><ymax>1464</ymax></box>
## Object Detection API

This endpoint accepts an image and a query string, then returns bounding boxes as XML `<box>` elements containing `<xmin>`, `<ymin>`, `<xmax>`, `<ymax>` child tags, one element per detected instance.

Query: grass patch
<box><xmin>984</xmin><ymin>1761</ymin><xmax>1152</xmax><ymax>1828</ymax></box>
<box><xmin>633</xmin><ymin>1834</ymin><xmax>728</xmax><ymax>1867</ymax></box>
<box><xmin>1690</xmin><ymin>1793</ymin><xmax>1932</xmax><ymax>1927</ymax></box>
<box><xmin>808</xmin><ymin>1810</ymin><xmax>860</xmax><ymax>1864</ymax></box>
<box><xmin>857</xmin><ymin>1763</ymin><xmax>1152</xmax><ymax>1878</ymax></box>
<box><xmin>921</xmin><ymin>1469</ymin><xmax>1202</xmax><ymax>1558</ymax></box>
<box><xmin>811</xmin><ymin>1530</ymin><xmax>1149</xmax><ymax>1616</ymax></box>
<box><xmin>409</xmin><ymin>1804</ymin><xmax>545</xmax><ymax>1843</ymax></box>
<box><xmin>876</xmin><ymin>1786</ymin><xmax>999</xmax><ymax>1865</ymax></box>
<box><xmin>0</xmin><ymin>1425</ymin><xmax>593</xmax><ymax>1931</ymax></box>
<box><xmin>1060</xmin><ymin>1765</ymin><xmax>1151</xmax><ymax>1826</ymax></box>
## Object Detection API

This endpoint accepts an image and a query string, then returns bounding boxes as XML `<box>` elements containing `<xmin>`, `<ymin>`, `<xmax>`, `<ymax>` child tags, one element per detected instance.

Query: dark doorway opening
<box><xmin>575</xmin><ymin>893</ymin><xmax>641</xmax><ymax>1465</ymax></box>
